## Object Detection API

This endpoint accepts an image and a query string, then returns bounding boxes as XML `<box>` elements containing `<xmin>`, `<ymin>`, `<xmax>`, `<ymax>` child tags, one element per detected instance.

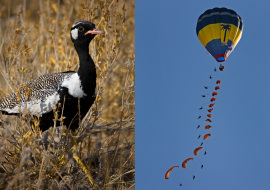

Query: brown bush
<box><xmin>0</xmin><ymin>0</ymin><xmax>134</xmax><ymax>189</ymax></box>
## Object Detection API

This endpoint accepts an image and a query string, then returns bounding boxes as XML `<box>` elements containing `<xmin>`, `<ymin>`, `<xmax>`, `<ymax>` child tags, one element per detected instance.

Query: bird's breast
<box><xmin>61</xmin><ymin>73</ymin><xmax>86</xmax><ymax>98</ymax></box>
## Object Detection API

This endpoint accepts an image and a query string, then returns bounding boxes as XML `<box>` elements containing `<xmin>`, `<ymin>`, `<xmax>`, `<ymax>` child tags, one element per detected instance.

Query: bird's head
<box><xmin>70</xmin><ymin>21</ymin><xmax>105</xmax><ymax>44</ymax></box>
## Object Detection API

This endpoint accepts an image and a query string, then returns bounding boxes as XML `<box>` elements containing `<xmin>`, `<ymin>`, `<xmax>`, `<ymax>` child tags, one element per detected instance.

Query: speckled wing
<box><xmin>0</xmin><ymin>72</ymin><xmax>75</xmax><ymax>115</ymax></box>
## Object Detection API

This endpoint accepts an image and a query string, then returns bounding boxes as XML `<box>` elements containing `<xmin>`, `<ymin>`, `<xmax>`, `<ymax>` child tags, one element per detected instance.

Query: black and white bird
<box><xmin>0</xmin><ymin>21</ymin><xmax>104</xmax><ymax>131</ymax></box>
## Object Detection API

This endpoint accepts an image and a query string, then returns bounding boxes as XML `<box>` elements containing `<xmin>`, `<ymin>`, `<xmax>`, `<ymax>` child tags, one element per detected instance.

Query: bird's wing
<box><xmin>0</xmin><ymin>71</ymin><xmax>75</xmax><ymax>115</ymax></box>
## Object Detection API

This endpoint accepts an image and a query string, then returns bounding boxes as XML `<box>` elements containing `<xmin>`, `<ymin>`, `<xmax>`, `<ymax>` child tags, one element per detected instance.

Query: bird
<box><xmin>0</xmin><ymin>21</ymin><xmax>104</xmax><ymax>132</ymax></box>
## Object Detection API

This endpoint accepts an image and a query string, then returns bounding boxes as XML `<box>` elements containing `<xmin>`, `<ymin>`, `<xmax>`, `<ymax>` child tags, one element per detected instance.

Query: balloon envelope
<box><xmin>196</xmin><ymin>7</ymin><xmax>243</xmax><ymax>62</ymax></box>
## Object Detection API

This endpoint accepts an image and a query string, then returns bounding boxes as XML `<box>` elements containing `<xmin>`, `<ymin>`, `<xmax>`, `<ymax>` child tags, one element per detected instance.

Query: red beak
<box><xmin>85</xmin><ymin>29</ymin><xmax>105</xmax><ymax>35</ymax></box>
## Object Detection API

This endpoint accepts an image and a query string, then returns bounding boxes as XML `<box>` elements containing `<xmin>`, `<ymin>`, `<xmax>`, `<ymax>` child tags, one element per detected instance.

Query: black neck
<box><xmin>74</xmin><ymin>42</ymin><xmax>96</xmax><ymax>95</ymax></box>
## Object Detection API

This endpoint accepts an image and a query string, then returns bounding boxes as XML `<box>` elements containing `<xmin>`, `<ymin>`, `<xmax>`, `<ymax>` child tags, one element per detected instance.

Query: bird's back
<box><xmin>0</xmin><ymin>71</ymin><xmax>75</xmax><ymax>115</ymax></box>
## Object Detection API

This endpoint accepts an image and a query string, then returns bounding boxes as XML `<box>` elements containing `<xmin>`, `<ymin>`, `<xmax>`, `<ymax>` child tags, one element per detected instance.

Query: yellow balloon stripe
<box><xmin>197</xmin><ymin>23</ymin><xmax>242</xmax><ymax>47</ymax></box>
<box><xmin>232</xmin><ymin>28</ymin><xmax>242</xmax><ymax>47</ymax></box>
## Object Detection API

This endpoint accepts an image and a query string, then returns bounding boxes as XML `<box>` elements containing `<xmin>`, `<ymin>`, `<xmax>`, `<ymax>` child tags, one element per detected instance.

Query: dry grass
<box><xmin>0</xmin><ymin>0</ymin><xmax>135</xmax><ymax>189</ymax></box>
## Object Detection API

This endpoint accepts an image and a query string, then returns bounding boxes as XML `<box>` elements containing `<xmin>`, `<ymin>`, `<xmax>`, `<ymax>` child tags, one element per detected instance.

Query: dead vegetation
<box><xmin>0</xmin><ymin>0</ymin><xmax>135</xmax><ymax>189</ymax></box>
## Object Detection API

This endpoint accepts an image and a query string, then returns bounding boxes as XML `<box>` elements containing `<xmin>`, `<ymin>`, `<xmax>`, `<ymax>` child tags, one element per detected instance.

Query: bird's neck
<box><xmin>74</xmin><ymin>43</ymin><xmax>96</xmax><ymax>95</ymax></box>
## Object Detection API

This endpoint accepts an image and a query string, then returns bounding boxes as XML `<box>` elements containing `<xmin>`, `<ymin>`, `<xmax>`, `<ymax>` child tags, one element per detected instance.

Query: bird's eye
<box><xmin>78</xmin><ymin>26</ymin><xmax>84</xmax><ymax>32</ymax></box>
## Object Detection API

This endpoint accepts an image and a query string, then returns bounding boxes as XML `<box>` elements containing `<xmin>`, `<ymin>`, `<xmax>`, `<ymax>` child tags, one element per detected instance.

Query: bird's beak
<box><xmin>85</xmin><ymin>29</ymin><xmax>105</xmax><ymax>35</ymax></box>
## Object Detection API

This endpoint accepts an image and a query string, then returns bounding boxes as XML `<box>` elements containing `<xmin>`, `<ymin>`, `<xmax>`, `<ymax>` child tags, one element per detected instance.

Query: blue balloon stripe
<box><xmin>196</xmin><ymin>7</ymin><xmax>243</xmax><ymax>35</ymax></box>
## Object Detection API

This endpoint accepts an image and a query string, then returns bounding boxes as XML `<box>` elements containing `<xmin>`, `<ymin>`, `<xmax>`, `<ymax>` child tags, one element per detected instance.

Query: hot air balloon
<box><xmin>196</xmin><ymin>7</ymin><xmax>243</xmax><ymax>62</ymax></box>
<box><xmin>165</xmin><ymin>166</ymin><xmax>179</xmax><ymax>179</ymax></box>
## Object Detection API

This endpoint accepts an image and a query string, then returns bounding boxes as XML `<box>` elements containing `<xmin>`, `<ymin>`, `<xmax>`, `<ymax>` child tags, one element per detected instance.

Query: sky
<box><xmin>136</xmin><ymin>0</ymin><xmax>270</xmax><ymax>189</ymax></box>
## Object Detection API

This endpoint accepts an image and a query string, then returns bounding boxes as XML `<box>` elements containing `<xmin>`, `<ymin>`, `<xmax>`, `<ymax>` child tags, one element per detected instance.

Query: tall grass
<box><xmin>0</xmin><ymin>0</ymin><xmax>135</xmax><ymax>189</ymax></box>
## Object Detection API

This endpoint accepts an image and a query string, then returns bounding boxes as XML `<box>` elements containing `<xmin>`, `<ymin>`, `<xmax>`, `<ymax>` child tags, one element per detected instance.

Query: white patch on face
<box><xmin>71</xmin><ymin>28</ymin><xmax>79</xmax><ymax>40</ymax></box>
<box><xmin>61</xmin><ymin>73</ymin><xmax>86</xmax><ymax>98</ymax></box>
<box><xmin>4</xmin><ymin>92</ymin><xmax>60</xmax><ymax>115</ymax></box>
